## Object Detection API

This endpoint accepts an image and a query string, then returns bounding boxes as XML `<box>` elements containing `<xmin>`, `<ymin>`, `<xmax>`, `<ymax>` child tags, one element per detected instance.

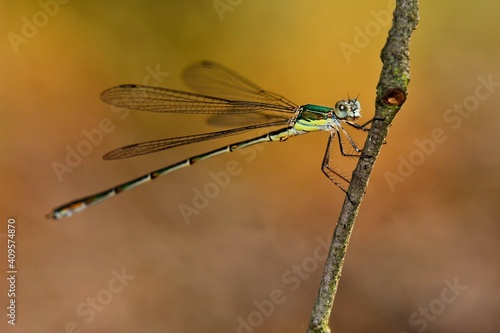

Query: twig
<box><xmin>307</xmin><ymin>1</ymin><xmax>419</xmax><ymax>332</ymax></box>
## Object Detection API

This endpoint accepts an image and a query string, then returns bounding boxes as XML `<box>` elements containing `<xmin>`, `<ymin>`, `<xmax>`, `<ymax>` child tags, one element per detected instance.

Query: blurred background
<box><xmin>1</xmin><ymin>1</ymin><xmax>499</xmax><ymax>332</ymax></box>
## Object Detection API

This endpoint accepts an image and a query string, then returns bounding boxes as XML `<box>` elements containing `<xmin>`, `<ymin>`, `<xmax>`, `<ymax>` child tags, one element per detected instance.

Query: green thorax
<box><xmin>293</xmin><ymin>104</ymin><xmax>334</xmax><ymax>132</ymax></box>
<box><xmin>299</xmin><ymin>104</ymin><xmax>332</xmax><ymax>120</ymax></box>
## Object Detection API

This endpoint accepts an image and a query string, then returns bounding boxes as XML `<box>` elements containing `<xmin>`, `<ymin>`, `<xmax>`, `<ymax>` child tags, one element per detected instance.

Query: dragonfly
<box><xmin>48</xmin><ymin>61</ymin><xmax>373</xmax><ymax>220</ymax></box>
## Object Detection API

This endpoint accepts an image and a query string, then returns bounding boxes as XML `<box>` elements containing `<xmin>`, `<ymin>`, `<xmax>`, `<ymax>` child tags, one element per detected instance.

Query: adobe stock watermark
<box><xmin>7</xmin><ymin>0</ymin><xmax>71</xmax><ymax>54</ymax></box>
<box><xmin>233</xmin><ymin>236</ymin><xmax>329</xmax><ymax>333</ymax></box>
<box><xmin>213</xmin><ymin>0</ymin><xmax>243</xmax><ymax>21</ymax></box>
<box><xmin>340</xmin><ymin>0</ymin><xmax>394</xmax><ymax>63</ymax></box>
<box><xmin>401</xmin><ymin>277</ymin><xmax>467</xmax><ymax>333</ymax></box>
<box><xmin>178</xmin><ymin>141</ymin><xmax>265</xmax><ymax>224</ymax></box>
<box><xmin>385</xmin><ymin>73</ymin><xmax>500</xmax><ymax>191</ymax></box>
<box><xmin>56</xmin><ymin>267</ymin><xmax>135</xmax><ymax>333</ymax></box>
<box><xmin>51</xmin><ymin>64</ymin><xmax>169</xmax><ymax>182</ymax></box>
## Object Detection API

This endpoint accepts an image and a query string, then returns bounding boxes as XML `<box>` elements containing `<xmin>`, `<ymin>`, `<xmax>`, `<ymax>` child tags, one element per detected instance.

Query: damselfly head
<box><xmin>333</xmin><ymin>99</ymin><xmax>361</xmax><ymax>120</ymax></box>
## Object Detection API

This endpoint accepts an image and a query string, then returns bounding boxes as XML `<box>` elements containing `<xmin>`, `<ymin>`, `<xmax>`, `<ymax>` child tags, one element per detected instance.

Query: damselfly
<box><xmin>48</xmin><ymin>61</ymin><xmax>372</xmax><ymax>220</ymax></box>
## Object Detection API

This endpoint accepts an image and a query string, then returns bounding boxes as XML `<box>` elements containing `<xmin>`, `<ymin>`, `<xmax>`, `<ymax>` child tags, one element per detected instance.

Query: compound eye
<box><xmin>334</xmin><ymin>101</ymin><xmax>349</xmax><ymax>119</ymax></box>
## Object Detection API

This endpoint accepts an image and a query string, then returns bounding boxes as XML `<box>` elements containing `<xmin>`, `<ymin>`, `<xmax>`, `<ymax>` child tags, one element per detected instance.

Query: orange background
<box><xmin>1</xmin><ymin>1</ymin><xmax>499</xmax><ymax>332</ymax></box>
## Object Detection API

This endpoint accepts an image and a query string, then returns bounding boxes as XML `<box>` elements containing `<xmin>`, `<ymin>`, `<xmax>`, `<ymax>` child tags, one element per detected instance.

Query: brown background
<box><xmin>1</xmin><ymin>1</ymin><xmax>499</xmax><ymax>332</ymax></box>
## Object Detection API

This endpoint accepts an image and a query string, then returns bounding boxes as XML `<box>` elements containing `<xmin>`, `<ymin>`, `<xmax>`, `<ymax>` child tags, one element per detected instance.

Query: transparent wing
<box><xmin>100</xmin><ymin>62</ymin><xmax>298</xmax><ymax>160</ymax></box>
<box><xmin>206</xmin><ymin>112</ymin><xmax>292</xmax><ymax>127</ymax></box>
<box><xmin>100</xmin><ymin>84</ymin><xmax>294</xmax><ymax>114</ymax></box>
<box><xmin>183</xmin><ymin>61</ymin><xmax>297</xmax><ymax>110</ymax></box>
<box><xmin>103</xmin><ymin>120</ymin><xmax>289</xmax><ymax>160</ymax></box>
